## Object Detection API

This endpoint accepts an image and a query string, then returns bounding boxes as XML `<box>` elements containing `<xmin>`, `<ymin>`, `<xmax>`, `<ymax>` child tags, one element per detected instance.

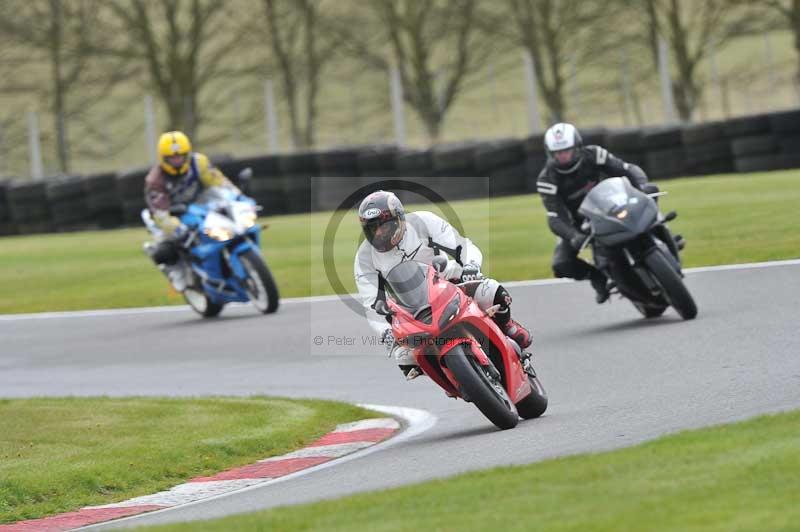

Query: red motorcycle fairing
<box><xmin>387</xmin><ymin>264</ymin><xmax>533</xmax><ymax>404</ymax></box>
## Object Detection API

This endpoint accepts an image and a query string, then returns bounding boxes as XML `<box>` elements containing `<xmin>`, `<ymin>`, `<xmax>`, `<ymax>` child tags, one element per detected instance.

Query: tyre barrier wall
<box><xmin>2</xmin><ymin>109</ymin><xmax>800</xmax><ymax>236</ymax></box>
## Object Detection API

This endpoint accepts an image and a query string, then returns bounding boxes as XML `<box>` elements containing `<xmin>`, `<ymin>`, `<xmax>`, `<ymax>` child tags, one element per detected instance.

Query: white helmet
<box><xmin>544</xmin><ymin>122</ymin><xmax>584</xmax><ymax>174</ymax></box>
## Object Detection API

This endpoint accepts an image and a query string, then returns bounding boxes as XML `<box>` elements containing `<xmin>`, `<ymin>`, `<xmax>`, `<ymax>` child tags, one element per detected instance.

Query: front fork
<box><xmin>652</xmin><ymin>223</ymin><xmax>681</xmax><ymax>266</ymax></box>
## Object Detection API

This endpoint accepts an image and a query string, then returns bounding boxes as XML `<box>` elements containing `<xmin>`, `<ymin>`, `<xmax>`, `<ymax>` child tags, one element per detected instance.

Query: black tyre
<box><xmin>645</xmin><ymin>147</ymin><xmax>686</xmax><ymax>179</ymax></box>
<box><xmin>431</xmin><ymin>141</ymin><xmax>479</xmax><ymax>175</ymax></box>
<box><xmin>723</xmin><ymin>115</ymin><xmax>771</xmax><ymax>137</ymax></box>
<box><xmin>474</xmin><ymin>138</ymin><xmax>525</xmax><ymax>175</ymax></box>
<box><xmin>318</xmin><ymin>148</ymin><xmax>361</xmax><ymax>176</ymax></box>
<box><xmin>239</xmin><ymin>249</ymin><xmax>280</xmax><ymax>314</ymax></box>
<box><xmin>605</xmin><ymin>128</ymin><xmax>644</xmax><ymax>152</ymax></box>
<box><xmin>580</xmin><ymin>127</ymin><xmax>609</xmax><ymax>147</ymax></box>
<box><xmin>731</xmin><ymin>135</ymin><xmax>778</xmax><ymax>158</ymax></box>
<box><xmin>641</xmin><ymin>126</ymin><xmax>683</xmax><ymax>150</ymax></box>
<box><xmin>183</xmin><ymin>288</ymin><xmax>224</xmax><ymax>318</ymax></box>
<box><xmin>445</xmin><ymin>344</ymin><xmax>518</xmax><ymax>430</ymax></box>
<box><xmin>357</xmin><ymin>145</ymin><xmax>399</xmax><ymax>176</ymax></box>
<box><xmin>644</xmin><ymin>249</ymin><xmax>698</xmax><ymax>320</ymax></box>
<box><xmin>515</xmin><ymin>356</ymin><xmax>548</xmax><ymax>419</ymax></box>
<box><xmin>681</xmin><ymin>121</ymin><xmax>724</xmax><ymax>144</ymax></box>
<box><xmin>395</xmin><ymin>149</ymin><xmax>434</xmax><ymax>176</ymax></box>
<box><xmin>768</xmin><ymin>109</ymin><xmax>800</xmax><ymax>134</ymax></box>
<box><xmin>734</xmin><ymin>154</ymin><xmax>786</xmax><ymax>173</ymax></box>
<box><xmin>116</xmin><ymin>167</ymin><xmax>149</xmax><ymax>198</ymax></box>
<box><xmin>633</xmin><ymin>301</ymin><xmax>668</xmax><ymax>318</ymax></box>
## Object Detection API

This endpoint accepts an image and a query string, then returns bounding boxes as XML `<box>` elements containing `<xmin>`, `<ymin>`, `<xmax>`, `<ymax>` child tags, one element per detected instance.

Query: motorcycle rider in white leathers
<box><xmin>354</xmin><ymin>190</ymin><xmax>532</xmax><ymax>380</ymax></box>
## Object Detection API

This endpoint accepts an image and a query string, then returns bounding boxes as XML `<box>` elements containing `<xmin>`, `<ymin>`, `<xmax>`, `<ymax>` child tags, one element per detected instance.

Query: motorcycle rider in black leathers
<box><xmin>536</xmin><ymin>123</ymin><xmax>655</xmax><ymax>303</ymax></box>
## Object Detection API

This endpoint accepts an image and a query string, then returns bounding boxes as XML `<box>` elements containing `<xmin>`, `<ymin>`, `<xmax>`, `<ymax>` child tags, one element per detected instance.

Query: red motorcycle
<box><xmin>375</xmin><ymin>258</ymin><xmax>547</xmax><ymax>430</ymax></box>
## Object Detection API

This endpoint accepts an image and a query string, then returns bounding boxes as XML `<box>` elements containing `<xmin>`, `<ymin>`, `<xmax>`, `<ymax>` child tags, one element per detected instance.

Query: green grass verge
<box><xmin>140</xmin><ymin>410</ymin><xmax>800</xmax><ymax>532</ymax></box>
<box><xmin>1</xmin><ymin>170</ymin><xmax>799</xmax><ymax>314</ymax></box>
<box><xmin>0</xmin><ymin>397</ymin><xmax>377</xmax><ymax>524</ymax></box>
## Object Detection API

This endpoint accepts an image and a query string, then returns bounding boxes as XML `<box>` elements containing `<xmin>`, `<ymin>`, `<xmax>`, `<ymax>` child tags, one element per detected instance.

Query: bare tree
<box><xmin>0</xmin><ymin>0</ymin><xmax>119</xmax><ymax>173</ymax></box>
<box><xmin>499</xmin><ymin>0</ymin><xmax>620</xmax><ymax>124</ymax></box>
<box><xmin>102</xmin><ymin>0</ymin><xmax>248</xmax><ymax>139</ymax></box>
<box><xmin>261</xmin><ymin>0</ymin><xmax>338</xmax><ymax>149</ymax></box>
<box><xmin>756</xmin><ymin>1</ymin><xmax>800</xmax><ymax>86</ymax></box>
<box><xmin>337</xmin><ymin>0</ymin><xmax>492</xmax><ymax>142</ymax></box>
<box><xmin>641</xmin><ymin>0</ymin><xmax>762</xmax><ymax>122</ymax></box>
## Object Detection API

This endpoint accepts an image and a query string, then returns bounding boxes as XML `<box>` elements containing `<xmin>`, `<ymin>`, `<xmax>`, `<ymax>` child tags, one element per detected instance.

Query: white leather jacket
<box><xmin>354</xmin><ymin>211</ymin><xmax>482</xmax><ymax>336</ymax></box>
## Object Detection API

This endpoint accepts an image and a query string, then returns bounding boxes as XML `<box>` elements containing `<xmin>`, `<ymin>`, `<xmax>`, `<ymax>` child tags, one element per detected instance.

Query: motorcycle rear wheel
<box><xmin>644</xmin><ymin>249</ymin><xmax>698</xmax><ymax>320</ymax></box>
<box><xmin>445</xmin><ymin>344</ymin><xmax>519</xmax><ymax>430</ymax></box>
<box><xmin>184</xmin><ymin>288</ymin><xmax>223</xmax><ymax>318</ymax></box>
<box><xmin>515</xmin><ymin>357</ymin><xmax>548</xmax><ymax>419</ymax></box>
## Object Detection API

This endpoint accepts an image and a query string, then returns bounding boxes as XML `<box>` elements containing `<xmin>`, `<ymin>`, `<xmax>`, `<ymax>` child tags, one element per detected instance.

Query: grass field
<box><xmin>0</xmin><ymin>396</ymin><xmax>376</xmax><ymax>524</ymax></box>
<box><xmin>1</xmin><ymin>170</ymin><xmax>798</xmax><ymax>314</ymax></box>
<box><xmin>141</xmin><ymin>409</ymin><xmax>800</xmax><ymax>532</ymax></box>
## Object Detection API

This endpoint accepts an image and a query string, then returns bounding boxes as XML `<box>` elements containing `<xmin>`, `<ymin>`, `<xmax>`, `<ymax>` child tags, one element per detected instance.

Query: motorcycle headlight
<box><xmin>240</xmin><ymin>211</ymin><xmax>257</xmax><ymax>228</ymax></box>
<box><xmin>204</xmin><ymin>226</ymin><xmax>233</xmax><ymax>241</ymax></box>
<box><xmin>438</xmin><ymin>293</ymin><xmax>461</xmax><ymax>329</ymax></box>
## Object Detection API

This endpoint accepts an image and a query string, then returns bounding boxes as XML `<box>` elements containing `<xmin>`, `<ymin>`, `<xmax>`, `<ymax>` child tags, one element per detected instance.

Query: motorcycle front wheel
<box><xmin>632</xmin><ymin>301</ymin><xmax>668</xmax><ymax>319</ymax></box>
<box><xmin>445</xmin><ymin>344</ymin><xmax>519</xmax><ymax>430</ymax></box>
<box><xmin>239</xmin><ymin>249</ymin><xmax>280</xmax><ymax>314</ymax></box>
<box><xmin>644</xmin><ymin>248</ymin><xmax>698</xmax><ymax>320</ymax></box>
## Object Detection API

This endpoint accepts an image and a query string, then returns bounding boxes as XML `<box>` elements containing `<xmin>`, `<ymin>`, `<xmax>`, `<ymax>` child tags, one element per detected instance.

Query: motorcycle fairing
<box><xmin>386</xmin><ymin>262</ymin><xmax>533</xmax><ymax>404</ymax></box>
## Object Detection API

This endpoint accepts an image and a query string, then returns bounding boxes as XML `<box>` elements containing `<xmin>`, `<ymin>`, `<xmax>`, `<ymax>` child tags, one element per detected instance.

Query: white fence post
<box><xmin>264</xmin><ymin>79</ymin><xmax>279</xmax><ymax>153</ymax></box>
<box><xmin>570</xmin><ymin>54</ymin><xmax>582</xmax><ymax>121</ymax></box>
<box><xmin>658</xmin><ymin>37</ymin><xmax>677</xmax><ymax>124</ymax></box>
<box><xmin>619</xmin><ymin>49</ymin><xmax>634</xmax><ymax>126</ymax></box>
<box><xmin>763</xmin><ymin>33</ymin><xmax>777</xmax><ymax>99</ymax></box>
<box><xmin>708</xmin><ymin>40</ymin><xmax>725</xmax><ymax>119</ymax></box>
<box><xmin>0</xmin><ymin>124</ymin><xmax>4</xmax><ymax>176</ymax></box>
<box><xmin>28</xmin><ymin>111</ymin><xmax>44</xmax><ymax>180</ymax></box>
<box><xmin>522</xmin><ymin>50</ymin><xmax>542</xmax><ymax>133</ymax></box>
<box><xmin>390</xmin><ymin>67</ymin><xmax>406</xmax><ymax>147</ymax></box>
<box><xmin>350</xmin><ymin>79</ymin><xmax>361</xmax><ymax>143</ymax></box>
<box><xmin>143</xmin><ymin>95</ymin><xmax>157</xmax><ymax>165</ymax></box>
<box><xmin>488</xmin><ymin>61</ymin><xmax>500</xmax><ymax>125</ymax></box>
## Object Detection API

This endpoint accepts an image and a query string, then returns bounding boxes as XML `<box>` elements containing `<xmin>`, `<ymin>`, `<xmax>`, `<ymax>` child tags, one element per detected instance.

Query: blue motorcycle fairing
<box><xmin>177</xmin><ymin>201</ymin><xmax>263</xmax><ymax>306</ymax></box>
<box><xmin>225</xmin><ymin>230</ymin><xmax>264</xmax><ymax>280</ymax></box>
<box><xmin>226</xmin><ymin>242</ymin><xmax>251</xmax><ymax>280</ymax></box>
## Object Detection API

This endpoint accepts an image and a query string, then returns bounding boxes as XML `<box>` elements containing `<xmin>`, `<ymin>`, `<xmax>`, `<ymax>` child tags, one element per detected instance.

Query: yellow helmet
<box><xmin>157</xmin><ymin>131</ymin><xmax>192</xmax><ymax>176</ymax></box>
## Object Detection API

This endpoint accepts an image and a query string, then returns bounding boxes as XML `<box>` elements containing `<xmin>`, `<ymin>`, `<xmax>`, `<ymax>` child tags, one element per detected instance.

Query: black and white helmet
<box><xmin>358</xmin><ymin>190</ymin><xmax>406</xmax><ymax>253</ymax></box>
<box><xmin>544</xmin><ymin>122</ymin><xmax>584</xmax><ymax>174</ymax></box>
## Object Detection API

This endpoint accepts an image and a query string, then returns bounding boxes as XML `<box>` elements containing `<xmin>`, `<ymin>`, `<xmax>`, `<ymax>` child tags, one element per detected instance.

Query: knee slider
<box><xmin>552</xmin><ymin>260</ymin><xmax>575</xmax><ymax>278</ymax></box>
<box><xmin>472</xmin><ymin>278</ymin><xmax>502</xmax><ymax>312</ymax></box>
<box><xmin>152</xmin><ymin>241</ymin><xmax>180</xmax><ymax>265</ymax></box>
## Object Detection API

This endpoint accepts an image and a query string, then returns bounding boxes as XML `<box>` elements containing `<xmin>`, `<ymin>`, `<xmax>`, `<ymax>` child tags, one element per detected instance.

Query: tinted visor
<box><xmin>553</xmin><ymin>148</ymin><xmax>577</xmax><ymax>168</ymax></box>
<box><xmin>363</xmin><ymin>218</ymin><xmax>400</xmax><ymax>252</ymax></box>
<box><xmin>166</xmin><ymin>154</ymin><xmax>188</xmax><ymax>171</ymax></box>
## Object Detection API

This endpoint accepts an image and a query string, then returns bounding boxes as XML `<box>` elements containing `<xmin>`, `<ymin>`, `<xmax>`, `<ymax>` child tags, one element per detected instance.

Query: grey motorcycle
<box><xmin>578</xmin><ymin>177</ymin><xmax>697</xmax><ymax>320</ymax></box>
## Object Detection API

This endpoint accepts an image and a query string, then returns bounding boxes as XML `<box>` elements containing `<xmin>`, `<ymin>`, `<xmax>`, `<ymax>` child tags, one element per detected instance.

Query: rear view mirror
<box><xmin>374</xmin><ymin>299</ymin><xmax>394</xmax><ymax>316</ymax></box>
<box><xmin>237</xmin><ymin>167</ymin><xmax>253</xmax><ymax>195</ymax></box>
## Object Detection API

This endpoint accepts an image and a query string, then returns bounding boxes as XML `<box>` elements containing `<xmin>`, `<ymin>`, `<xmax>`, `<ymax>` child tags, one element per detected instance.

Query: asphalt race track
<box><xmin>2</xmin><ymin>261</ymin><xmax>799</xmax><ymax>529</ymax></box>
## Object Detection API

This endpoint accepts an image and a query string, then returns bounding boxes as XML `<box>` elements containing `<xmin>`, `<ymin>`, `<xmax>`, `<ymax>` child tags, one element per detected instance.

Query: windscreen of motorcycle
<box><xmin>578</xmin><ymin>177</ymin><xmax>657</xmax><ymax>243</ymax></box>
<box><xmin>579</xmin><ymin>177</ymin><xmax>632</xmax><ymax>217</ymax></box>
<box><xmin>384</xmin><ymin>261</ymin><xmax>430</xmax><ymax>311</ymax></box>
<box><xmin>231</xmin><ymin>201</ymin><xmax>258</xmax><ymax>232</ymax></box>
<box><xmin>203</xmin><ymin>211</ymin><xmax>236</xmax><ymax>235</ymax></box>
